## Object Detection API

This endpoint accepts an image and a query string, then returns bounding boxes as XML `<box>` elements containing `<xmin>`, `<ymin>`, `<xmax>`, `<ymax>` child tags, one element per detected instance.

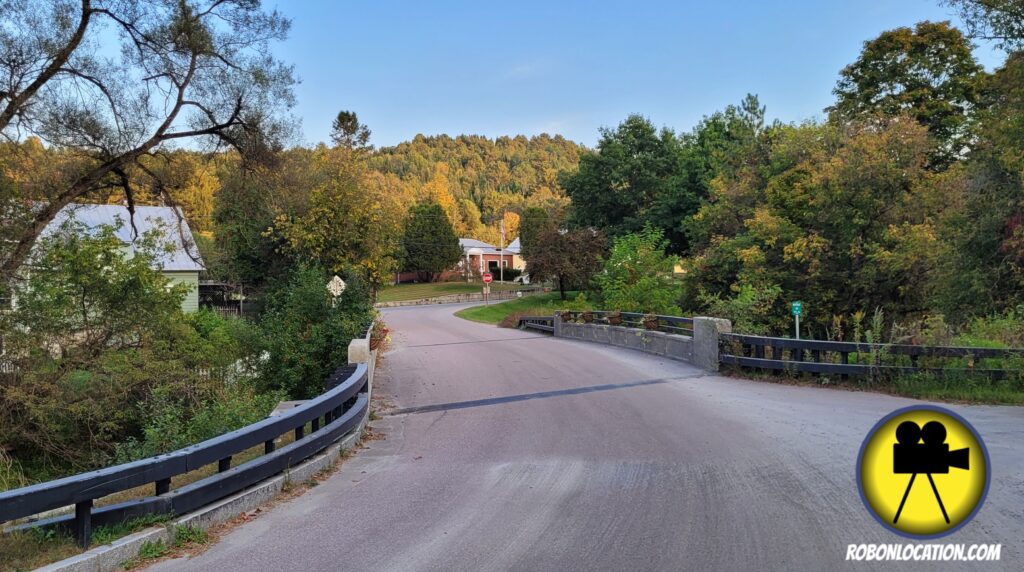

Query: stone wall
<box><xmin>555</xmin><ymin>321</ymin><xmax>693</xmax><ymax>362</ymax></box>
<box><xmin>552</xmin><ymin>315</ymin><xmax>732</xmax><ymax>372</ymax></box>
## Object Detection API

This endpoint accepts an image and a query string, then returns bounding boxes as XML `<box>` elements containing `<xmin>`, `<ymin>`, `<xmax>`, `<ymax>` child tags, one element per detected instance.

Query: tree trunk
<box><xmin>558</xmin><ymin>275</ymin><xmax>566</xmax><ymax>300</ymax></box>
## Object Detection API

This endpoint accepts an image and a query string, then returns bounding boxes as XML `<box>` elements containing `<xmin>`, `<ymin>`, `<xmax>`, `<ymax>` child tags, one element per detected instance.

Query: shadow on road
<box><xmin>389</xmin><ymin>375</ymin><xmax>704</xmax><ymax>415</ymax></box>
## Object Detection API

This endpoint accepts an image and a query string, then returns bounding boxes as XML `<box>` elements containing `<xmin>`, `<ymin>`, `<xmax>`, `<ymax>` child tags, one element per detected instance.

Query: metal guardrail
<box><xmin>0</xmin><ymin>325</ymin><xmax>374</xmax><ymax>547</ymax></box>
<box><xmin>518</xmin><ymin>316</ymin><xmax>554</xmax><ymax>333</ymax></box>
<box><xmin>719</xmin><ymin>332</ymin><xmax>1024</xmax><ymax>379</ymax></box>
<box><xmin>520</xmin><ymin>311</ymin><xmax>694</xmax><ymax>336</ymax></box>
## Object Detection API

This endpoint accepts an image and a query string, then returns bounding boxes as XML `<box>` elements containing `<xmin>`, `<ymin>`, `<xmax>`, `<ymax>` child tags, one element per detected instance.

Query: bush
<box><xmin>258</xmin><ymin>265</ymin><xmax>375</xmax><ymax>399</ymax></box>
<box><xmin>596</xmin><ymin>226</ymin><xmax>681</xmax><ymax>314</ymax></box>
<box><xmin>697</xmin><ymin>283</ymin><xmax>783</xmax><ymax>335</ymax></box>
<box><xmin>114</xmin><ymin>381</ymin><xmax>284</xmax><ymax>462</ymax></box>
<box><xmin>493</xmin><ymin>267</ymin><xmax>522</xmax><ymax>281</ymax></box>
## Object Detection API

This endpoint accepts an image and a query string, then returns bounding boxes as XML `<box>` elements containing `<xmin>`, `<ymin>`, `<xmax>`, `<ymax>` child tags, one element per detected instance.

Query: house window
<box><xmin>488</xmin><ymin>260</ymin><xmax>499</xmax><ymax>272</ymax></box>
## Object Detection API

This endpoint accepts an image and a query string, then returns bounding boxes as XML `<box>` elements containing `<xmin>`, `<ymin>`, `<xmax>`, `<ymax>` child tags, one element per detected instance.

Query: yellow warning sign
<box><xmin>857</xmin><ymin>406</ymin><xmax>990</xmax><ymax>538</ymax></box>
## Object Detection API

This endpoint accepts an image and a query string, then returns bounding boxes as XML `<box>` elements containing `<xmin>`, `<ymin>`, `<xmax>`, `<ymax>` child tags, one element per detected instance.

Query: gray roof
<box><xmin>459</xmin><ymin>237</ymin><xmax>518</xmax><ymax>256</ymax></box>
<box><xmin>506</xmin><ymin>237</ymin><xmax>521</xmax><ymax>254</ymax></box>
<box><xmin>41</xmin><ymin>204</ymin><xmax>204</xmax><ymax>272</ymax></box>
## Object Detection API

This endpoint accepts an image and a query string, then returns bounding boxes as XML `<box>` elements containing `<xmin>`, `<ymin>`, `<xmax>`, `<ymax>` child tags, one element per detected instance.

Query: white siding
<box><xmin>165</xmin><ymin>272</ymin><xmax>200</xmax><ymax>313</ymax></box>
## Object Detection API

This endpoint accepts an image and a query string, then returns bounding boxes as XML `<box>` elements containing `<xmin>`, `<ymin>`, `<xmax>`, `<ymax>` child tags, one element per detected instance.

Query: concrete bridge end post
<box><xmin>553</xmin><ymin>312</ymin><xmax>563</xmax><ymax>337</ymax></box>
<box><xmin>348</xmin><ymin>338</ymin><xmax>373</xmax><ymax>399</ymax></box>
<box><xmin>692</xmin><ymin>317</ymin><xmax>732</xmax><ymax>372</ymax></box>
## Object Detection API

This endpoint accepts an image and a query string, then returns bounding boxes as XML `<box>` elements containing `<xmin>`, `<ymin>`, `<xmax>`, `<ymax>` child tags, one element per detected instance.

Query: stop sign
<box><xmin>482</xmin><ymin>272</ymin><xmax>493</xmax><ymax>284</ymax></box>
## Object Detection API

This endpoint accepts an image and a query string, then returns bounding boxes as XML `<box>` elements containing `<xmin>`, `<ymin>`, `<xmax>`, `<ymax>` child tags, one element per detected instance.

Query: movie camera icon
<box><xmin>892</xmin><ymin>420</ymin><xmax>970</xmax><ymax>524</ymax></box>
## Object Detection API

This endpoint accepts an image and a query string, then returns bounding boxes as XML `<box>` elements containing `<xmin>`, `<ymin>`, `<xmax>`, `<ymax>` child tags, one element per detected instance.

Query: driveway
<box><xmin>151</xmin><ymin>303</ymin><xmax>1023</xmax><ymax>571</ymax></box>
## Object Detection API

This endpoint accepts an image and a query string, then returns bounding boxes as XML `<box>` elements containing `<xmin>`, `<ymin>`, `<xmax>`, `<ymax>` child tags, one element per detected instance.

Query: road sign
<box><xmin>791</xmin><ymin>301</ymin><xmax>803</xmax><ymax>316</ymax></box>
<box><xmin>482</xmin><ymin>273</ymin><xmax>493</xmax><ymax>284</ymax></box>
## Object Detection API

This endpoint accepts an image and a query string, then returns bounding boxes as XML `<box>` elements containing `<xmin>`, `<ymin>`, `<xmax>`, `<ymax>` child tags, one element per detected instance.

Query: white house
<box><xmin>40</xmin><ymin>204</ymin><xmax>205</xmax><ymax>313</ymax></box>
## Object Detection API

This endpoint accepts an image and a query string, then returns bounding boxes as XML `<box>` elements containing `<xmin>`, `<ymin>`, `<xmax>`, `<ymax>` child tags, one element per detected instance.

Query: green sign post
<box><xmin>791</xmin><ymin>301</ymin><xmax>803</xmax><ymax>339</ymax></box>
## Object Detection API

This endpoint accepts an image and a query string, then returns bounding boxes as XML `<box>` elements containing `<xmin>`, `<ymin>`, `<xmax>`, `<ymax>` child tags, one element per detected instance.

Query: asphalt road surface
<box><xmin>152</xmin><ymin>303</ymin><xmax>1023</xmax><ymax>571</ymax></box>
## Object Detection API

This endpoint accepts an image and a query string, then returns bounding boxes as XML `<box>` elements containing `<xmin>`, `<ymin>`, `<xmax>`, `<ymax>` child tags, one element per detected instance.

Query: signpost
<box><xmin>482</xmin><ymin>272</ymin><xmax>492</xmax><ymax>305</ymax></box>
<box><xmin>327</xmin><ymin>275</ymin><xmax>346</xmax><ymax>308</ymax></box>
<box><xmin>791</xmin><ymin>300</ymin><xmax>803</xmax><ymax>339</ymax></box>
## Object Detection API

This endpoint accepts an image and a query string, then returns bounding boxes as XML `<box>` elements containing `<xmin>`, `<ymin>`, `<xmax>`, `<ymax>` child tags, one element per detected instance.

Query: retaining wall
<box><xmin>556</xmin><ymin>322</ymin><xmax>693</xmax><ymax>361</ymax></box>
<box><xmin>552</xmin><ymin>315</ymin><xmax>731</xmax><ymax>371</ymax></box>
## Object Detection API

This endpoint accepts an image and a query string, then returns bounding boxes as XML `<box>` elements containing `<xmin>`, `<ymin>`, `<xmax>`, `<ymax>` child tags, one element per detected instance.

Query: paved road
<box><xmin>153</xmin><ymin>303</ymin><xmax>1023</xmax><ymax>571</ymax></box>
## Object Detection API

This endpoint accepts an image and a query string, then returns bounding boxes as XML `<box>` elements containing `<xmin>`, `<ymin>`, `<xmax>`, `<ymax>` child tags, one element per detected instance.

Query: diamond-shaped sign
<box><xmin>327</xmin><ymin>275</ymin><xmax>346</xmax><ymax>297</ymax></box>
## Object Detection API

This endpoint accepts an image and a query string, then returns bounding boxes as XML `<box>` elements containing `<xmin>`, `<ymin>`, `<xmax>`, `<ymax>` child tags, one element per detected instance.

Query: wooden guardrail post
<box><xmin>74</xmin><ymin>500</ymin><xmax>92</xmax><ymax>547</ymax></box>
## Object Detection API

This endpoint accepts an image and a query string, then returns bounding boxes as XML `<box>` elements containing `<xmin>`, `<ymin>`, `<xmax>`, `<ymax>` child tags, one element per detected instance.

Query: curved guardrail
<box><xmin>0</xmin><ymin>325</ymin><xmax>374</xmax><ymax>547</ymax></box>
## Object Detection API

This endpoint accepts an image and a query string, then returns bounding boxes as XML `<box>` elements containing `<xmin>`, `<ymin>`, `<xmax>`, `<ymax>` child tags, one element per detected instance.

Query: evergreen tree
<box><xmin>400</xmin><ymin>202</ymin><xmax>463</xmax><ymax>283</ymax></box>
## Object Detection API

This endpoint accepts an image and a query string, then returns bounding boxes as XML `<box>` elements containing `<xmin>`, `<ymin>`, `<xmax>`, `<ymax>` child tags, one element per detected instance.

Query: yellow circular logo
<box><xmin>857</xmin><ymin>406</ymin><xmax>990</xmax><ymax>538</ymax></box>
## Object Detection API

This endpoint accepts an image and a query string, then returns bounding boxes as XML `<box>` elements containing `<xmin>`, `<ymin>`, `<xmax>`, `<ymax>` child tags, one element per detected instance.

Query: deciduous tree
<box><xmin>0</xmin><ymin>0</ymin><xmax>295</xmax><ymax>281</ymax></box>
<box><xmin>829</xmin><ymin>21</ymin><xmax>984</xmax><ymax>166</ymax></box>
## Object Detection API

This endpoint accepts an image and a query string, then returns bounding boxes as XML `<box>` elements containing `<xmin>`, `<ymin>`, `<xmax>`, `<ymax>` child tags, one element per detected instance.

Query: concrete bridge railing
<box><xmin>522</xmin><ymin>311</ymin><xmax>731</xmax><ymax>372</ymax></box>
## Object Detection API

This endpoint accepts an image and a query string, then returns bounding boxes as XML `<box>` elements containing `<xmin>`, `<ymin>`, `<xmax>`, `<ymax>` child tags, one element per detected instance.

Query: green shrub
<box><xmin>115</xmin><ymin>381</ymin><xmax>284</xmax><ymax>462</ymax></box>
<box><xmin>697</xmin><ymin>282</ymin><xmax>783</xmax><ymax>335</ymax></box>
<box><xmin>596</xmin><ymin>226</ymin><xmax>681</xmax><ymax>314</ymax></box>
<box><xmin>258</xmin><ymin>265</ymin><xmax>375</xmax><ymax>399</ymax></box>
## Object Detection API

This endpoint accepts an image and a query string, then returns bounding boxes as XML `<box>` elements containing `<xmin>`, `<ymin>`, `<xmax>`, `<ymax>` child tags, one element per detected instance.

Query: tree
<box><xmin>270</xmin><ymin>149</ymin><xmax>402</xmax><ymax>291</ymax></box>
<box><xmin>330</xmin><ymin>110</ymin><xmax>371</xmax><ymax>150</ymax></box>
<box><xmin>0</xmin><ymin>0</ymin><xmax>295</xmax><ymax>281</ymax></box>
<box><xmin>943</xmin><ymin>0</ymin><xmax>1024</xmax><ymax>50</ymax></box>
<box><xmin>829</xmin><ymin>21</ymin><xmax>984</xmax><ymax>166</ymax></box>
<box><xmin>519</xmin><ymin>206</ymin><xmax>551</xmax><ymax>262</ymax></box>
<box><xmin>563</xmin><ymin>101</ymin><xmax>766</xmax><ymax>254</ymax></box>
<box><xmin>563</xmin><ymin>115</ymin><xmax>688</xmax><ymax>249</ymax></box>
<box><xmin>596</xmin><ymin>226</ymin><xmax>682</xmax><ymax>314</ymax></box>
<box><xmin>526</xmin><ymin>225</ymin><xmax>605</xmax><ymax>300</ymax></box>
<box><xmin>400</xmin><ymin>202</ymin><xmax>462</xmax><ymax>283</ymax></box>
<box><xmin>930</xmin><ymin>51</ymin><xmax>1024</xmax><ymax>315</ymax></box>
<box><xmin>682</xmin><ymin>117</ymin><xmax>940</xmax><ymax>334</ymax></box>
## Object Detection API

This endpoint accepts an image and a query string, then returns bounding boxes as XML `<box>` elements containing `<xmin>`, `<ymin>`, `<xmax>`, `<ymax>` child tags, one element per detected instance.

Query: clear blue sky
<box><xmin>273</xmin><ymin>0</ymin><xmax>1003</xmax><ymax>148</ymax></box>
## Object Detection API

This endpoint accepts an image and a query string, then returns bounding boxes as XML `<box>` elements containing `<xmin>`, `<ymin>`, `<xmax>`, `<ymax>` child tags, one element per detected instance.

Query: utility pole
<box><xmin>499</xmin><ymin>216</ymin><xmax>505</xmax><ymax>283</ymax></box>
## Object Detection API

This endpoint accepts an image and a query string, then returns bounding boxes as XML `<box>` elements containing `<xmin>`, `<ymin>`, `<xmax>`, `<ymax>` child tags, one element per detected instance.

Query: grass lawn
<box><xmin>377</xmin><ymin>281</ymin><xmax>520</xmax><ymax>303</ymax></box>
<box><xmin>455</xmin><ymin>292</ymin><xmax>591</xmax><ymax>325</ymax></box>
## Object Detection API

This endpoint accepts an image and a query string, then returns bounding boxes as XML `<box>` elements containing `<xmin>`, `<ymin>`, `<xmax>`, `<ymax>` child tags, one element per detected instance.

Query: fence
<box><xmin>519</xmin><ymin>311</ymin><xmax>694</xmax><ymax>336</ymax></box>
<box><xmin>719</xmin><ymin>333</ymin><xmax>1024</xmax><ymax>379</ymax></box>
<box><xmin>0</xmin><ymin>323</ymin><xmax>374</xmax><ymax>548</ymax></box>
<box><xmin>520</xmin><ymin>311</ymin><xmax>1023</xmax><ymax>381</ymax></box>
<box><xmin>375</xmin><ymin>287</ymin><xmax>544</xmax><ymax>308</ymax></box>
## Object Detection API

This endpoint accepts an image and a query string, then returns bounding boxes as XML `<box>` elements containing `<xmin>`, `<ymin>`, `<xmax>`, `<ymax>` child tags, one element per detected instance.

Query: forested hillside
<box><xmin>368</xmin><ymin>134</ymin><xmax>582</xmax><ymax>243</ymax></box>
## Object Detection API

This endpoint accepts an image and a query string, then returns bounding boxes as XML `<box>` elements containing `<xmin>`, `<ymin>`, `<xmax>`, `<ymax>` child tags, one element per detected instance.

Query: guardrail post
<box><xmin>552</xmin><ymin>312</ymin><xmax>562</xmax><ymax>337</ymax></box>
<box><xmin>74</xmin><ymin>500</ymin><xmax>92</xmax><ymax>547</ymax></box>
<box><xmin>218</xmin><ymin>456</ymin><xmax>232</xmax><ymax>472</ymax></box>
<box><xmin>155</xmin><ymin>478</ymin><xmax>171</xmax><ymax>495</ymax></box>
<box><xmin>692</xmin><ymin>317</ymin><xmax>732</xmax><ymax>372</ymax></box>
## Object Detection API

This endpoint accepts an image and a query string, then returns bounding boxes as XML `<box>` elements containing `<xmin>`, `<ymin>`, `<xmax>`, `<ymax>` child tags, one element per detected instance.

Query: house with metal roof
<box><xmin>40</xmin><ymin>204</ymin><xmax>205</xmax><ymax>312</ymax></box>
<box><xmin>458</xmin><ymin>237</ymin><xmax>524</xmax><ymax>277</ymax></box>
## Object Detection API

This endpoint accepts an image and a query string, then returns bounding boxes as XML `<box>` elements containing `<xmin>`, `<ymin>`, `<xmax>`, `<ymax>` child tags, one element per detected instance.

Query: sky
<box><xmin>272</xmin><ymin>0</ymin><xmax>1004</xmax><ymax>149</ymax></box>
